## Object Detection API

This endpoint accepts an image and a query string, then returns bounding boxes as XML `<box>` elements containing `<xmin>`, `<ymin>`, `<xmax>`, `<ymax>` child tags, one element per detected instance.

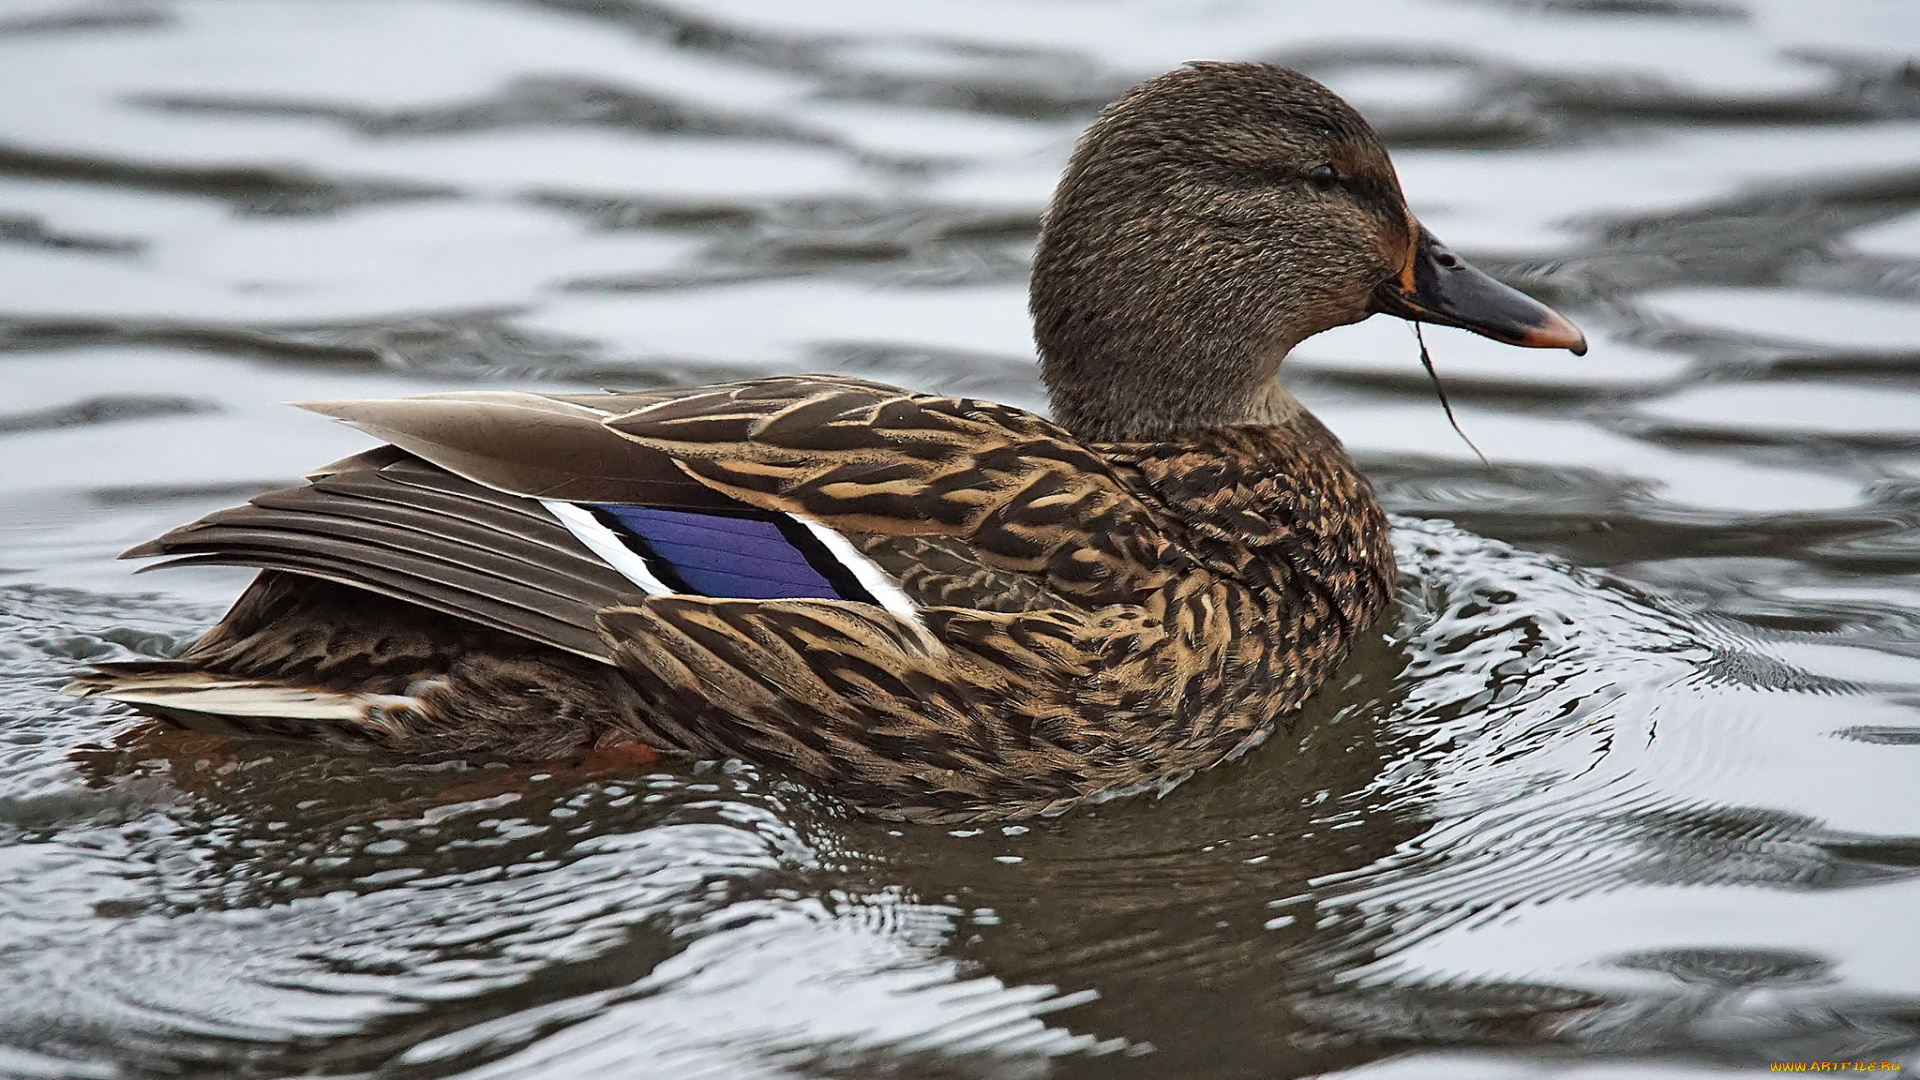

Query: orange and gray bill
<box><xmin>1371</xmin><ymin>226</ymin><xmax>1587</xmax><ymax>354</ymax></box>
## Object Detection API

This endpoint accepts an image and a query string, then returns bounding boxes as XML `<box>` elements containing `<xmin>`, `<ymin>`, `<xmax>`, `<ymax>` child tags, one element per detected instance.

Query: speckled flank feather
<box><xmin>590</xmin><ymin>384</ymin><xmax>1392</xmax><ymax>821</ymax></box>
<box><xmin>69</xmin><ymin>62</ymin><xmax>1577</xmax><ymax>822</ymax></box>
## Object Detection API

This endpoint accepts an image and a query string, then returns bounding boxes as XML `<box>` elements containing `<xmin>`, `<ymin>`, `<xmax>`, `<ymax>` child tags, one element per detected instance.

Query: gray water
<box><xmin>4</xmin><ymin>1</ymin><xmax>1920</xmax><ymax>1077</ymax></box>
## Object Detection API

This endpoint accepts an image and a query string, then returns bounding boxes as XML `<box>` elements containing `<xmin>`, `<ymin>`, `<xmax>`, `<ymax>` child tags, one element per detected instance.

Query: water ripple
<box><xmin>6</xmin><ymin>1</ymin><xmax>1920</xmax><ymax>1076</ymax></box>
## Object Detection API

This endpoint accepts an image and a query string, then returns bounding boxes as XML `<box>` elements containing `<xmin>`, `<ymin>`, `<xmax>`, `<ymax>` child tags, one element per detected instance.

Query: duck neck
<box><xmin>1039</xmin><ymin>336</ymin><xmax>1304</xmax><ymax>442</ymax></box>
<box><xmin>1244</xmin><ymin>376</ymin><xmax>1311</xmax><ymax>430</ymax></box>
<box><xmin>1029</xmin><ymin>198</ymin><xmax>1329</xmax><ymax>441</ymax></box>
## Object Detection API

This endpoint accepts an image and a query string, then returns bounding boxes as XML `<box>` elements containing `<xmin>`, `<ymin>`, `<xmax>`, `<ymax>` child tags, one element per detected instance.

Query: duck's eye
<box><xmin>1307</xmin><ymin>164</ymin><xmax>1341</xmax><ymax>190</ymax></box>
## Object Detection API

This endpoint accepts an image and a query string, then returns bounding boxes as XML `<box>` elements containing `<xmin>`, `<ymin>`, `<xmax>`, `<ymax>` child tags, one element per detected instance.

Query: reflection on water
<box><xmin>5</xmin><ymin>1</ymin><xmax>1920</xmax><ymax>1077</ymax></box>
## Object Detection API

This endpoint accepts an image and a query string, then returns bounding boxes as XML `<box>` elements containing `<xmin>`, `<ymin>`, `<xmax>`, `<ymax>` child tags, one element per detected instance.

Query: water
<box><xmin>3</xmin><ymin>1</ymin><xmax>1920</xmax><ymax>1076</ymax></box>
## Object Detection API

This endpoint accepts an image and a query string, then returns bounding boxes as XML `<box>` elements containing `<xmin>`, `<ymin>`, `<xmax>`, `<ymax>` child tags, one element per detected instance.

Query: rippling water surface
<box><xmin>5</xmin><ymin>1</ymin><xmax>1920</xmax><ymax>1077</ymax></box>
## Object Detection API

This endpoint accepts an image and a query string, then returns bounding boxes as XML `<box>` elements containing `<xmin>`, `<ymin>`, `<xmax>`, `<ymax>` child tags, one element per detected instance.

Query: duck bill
<box><xmin>1372</xmin><ymin>228</ymin><xmax>1587</xmax><ymax>355</ymax></box>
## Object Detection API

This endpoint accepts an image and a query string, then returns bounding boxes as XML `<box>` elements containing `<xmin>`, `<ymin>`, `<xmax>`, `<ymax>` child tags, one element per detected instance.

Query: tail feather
<box><xmin>69</xmin><ymin>575</ymin><xmax>650</xmax><ymax>758</ymax></box>
<box><xmin>66</xmin><ymin>664</ymin><xmax>417</xmax><ymax>743</ymax></box>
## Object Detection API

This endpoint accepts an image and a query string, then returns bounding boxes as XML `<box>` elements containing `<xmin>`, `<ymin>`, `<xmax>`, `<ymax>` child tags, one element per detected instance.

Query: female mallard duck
<box><xmin>71</xmin><ymin>63</ymin><xmax>1584</xmax><ymax>823</ymax></box>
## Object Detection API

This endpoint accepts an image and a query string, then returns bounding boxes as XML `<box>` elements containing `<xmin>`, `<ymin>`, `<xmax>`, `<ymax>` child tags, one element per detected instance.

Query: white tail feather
<box><xmin>67</xmin><ymin>674</ymin><xmax>417</xmax><ymax>734</ymax></box>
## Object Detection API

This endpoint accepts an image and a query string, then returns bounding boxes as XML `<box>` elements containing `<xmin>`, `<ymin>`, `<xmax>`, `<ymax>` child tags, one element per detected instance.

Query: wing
<box><xmin>598</xmin><ymin>378</ymin><xmax>1186</xmax><ymax>606</ymax></box>
<box><xmin>301</xmin><ymin>376</ymin><xmax>1187</xmax><ymax>611</ymax></box>
<box><xmin>127</xmin><ymin>376</ymin><xmax>1187</xmax><ymax>657</ymax></box>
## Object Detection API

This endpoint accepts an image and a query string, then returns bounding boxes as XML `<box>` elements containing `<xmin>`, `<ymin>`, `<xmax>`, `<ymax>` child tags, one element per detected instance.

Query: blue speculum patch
<box><xmin>591</xmin><ymin>504</ymin><xmax>863</xmax><ymax>602</ymax></box>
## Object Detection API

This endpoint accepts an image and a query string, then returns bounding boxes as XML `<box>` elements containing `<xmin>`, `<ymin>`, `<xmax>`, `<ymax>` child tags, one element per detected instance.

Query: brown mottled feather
<box><xmin>603</xmin><ymin>378</ymin><xmax>1181</xmax><ymax>609</ymax></box>
<box><xmin>85</xmin><ymin>574</ymin><xmax>651</xmax><ymax>757</ymax></box>
<box><xmin>73</xmin><ymin>376</ymin><xmax>1392</xmax><ymax>821</ymax></box>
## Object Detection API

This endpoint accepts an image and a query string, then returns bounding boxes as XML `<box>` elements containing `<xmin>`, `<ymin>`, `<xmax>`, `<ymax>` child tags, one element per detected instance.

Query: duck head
<box><xmin>1032</xmin><ymin>62</ymin><xmax>1585</xmax><ymax>441</ymax></box>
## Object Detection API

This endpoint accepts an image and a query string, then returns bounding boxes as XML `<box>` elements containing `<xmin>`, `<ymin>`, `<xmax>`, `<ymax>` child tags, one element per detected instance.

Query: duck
<box><xmin>68</xmin><ymin>62</ymin><xmax>1585</xmax><ymax>823</ymax></box>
